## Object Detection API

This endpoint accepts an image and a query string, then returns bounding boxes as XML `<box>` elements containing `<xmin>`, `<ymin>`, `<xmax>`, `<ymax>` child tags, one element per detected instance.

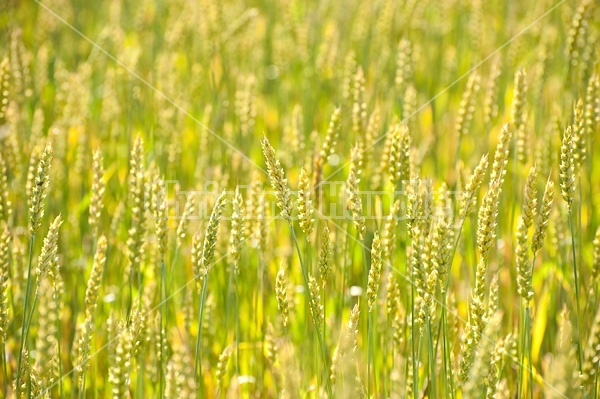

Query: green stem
<box><xmin>437</xmin><ymin>293</ymin><xmax>453</xmax><ymax>399</ymax></box>
<box><xmin>195</xmin><ymin>277</ymin><xmax>208</xmax><ymax>399</ymax></box>
<box><xmin>159</xmin><ymin>257</ymin><xmax>168</xmax><ymax>399</ymax></box>
<box><xmin>527</xmin><ymin>253</ymin><xmax>539</xmax><ymax>399</ymax></box>
<box><xmin>443</xmin><ymin>304</ymin><xmax>455</xmax><ymax>398</ymax></box>
<box><xmin>259</xmin><ymin>255</ymin><xmax>266</xmax><ymax>395</ymax></box>
<box><xmin>225</xmin><ymin>266</ymin><xmax>234</xmax><ymax>338</ymax></box>
<box><xmin>55</xmin><ymin>288</ymin><xmax>63</xmax><ymax>399</ymax></box>
<box><xmin>411</xmin><ymin>271</ymin><xmax>418</xmax><ymax>399</ymax></box>
<box><xmin>426</xmin><ymin>314</ymin><xmax>436</xmax><ymax>399</ymax></box>
<box><xmin>16</xmin><ymin>234</ymin><xmax>35</xmax><ymax>398</ymax></box>
<box><xmin>25</xmin><ymin>289</ymin><xmax>39</xmax><ymax>399</ymax></box>
<box><xmin>526</xmin><ymin>306</ymin><xmax>533</xmax><ymax>399</ymax></box>
<box><xmin>322</xmin><ymin>283</ymin><xmax>327</xmax><ymax>356</ymax></box>
<box><xmin>338</xmin><ymin>222</ymin><xmax>350</xmax><ymax>325</ymax></box>
<box><xmin>568</xmin><ymin>208</ymin><xmax>584</xmax><ymax>371</ymax></box>
<box><xmin>362</xmin><ymin>242</ymin><xmax>369</xmax><ymax>391</ymax></box>
<box><xmin>93</xmin><ymin>348</ymin><xmax>98</xmax><ymax>399</ymax></box>
<box><xmin>290</xmin><ymin>225</ymin><xmax>333</xmax><ymax>398</ymax></box>
<box><xmin>367</xmin><ymin>310</ymin><xmax>373</xmax><ymax>397</ymax></box>
<box><xmin>236</xmin><ymin>285</ymin><xmax>241</xmax><ymax>388</ymax></box>
<box><xmin>1</xmin><ymin>345</ymin><xmax>7</xmax><ymax>398</ymax></box>
<box><xmin>384</xmin><ymin>318</ymin><xmax>391</xmax><ymax>398</ymax></box>
<box><xmin>253</xmin><ymin>252</ymin><xmax>264</xmax><ymax>393</ymax></box>
<box><xmin>518</xmin><ymin>301</ymin><xmax>524</xmax><ymax>399</ymax></box>
<box><xmin>223</xmin><ymin>262</ymin><xmax>239</xmax><ymax>392</ymax></box>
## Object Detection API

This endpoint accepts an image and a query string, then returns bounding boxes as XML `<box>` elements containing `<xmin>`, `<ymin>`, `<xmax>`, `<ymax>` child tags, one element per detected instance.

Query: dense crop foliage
<box><xmin>0</xmin><ymin>0</ymin><xmax>600</xmax><ymax>398</ymax></box>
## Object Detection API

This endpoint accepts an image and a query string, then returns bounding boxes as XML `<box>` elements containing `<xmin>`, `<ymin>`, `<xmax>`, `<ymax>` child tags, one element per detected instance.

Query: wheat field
<box><xmin>0</xmin><ymin>0</ymin><xmax>599</xmax><ymax>398</ymax></box>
